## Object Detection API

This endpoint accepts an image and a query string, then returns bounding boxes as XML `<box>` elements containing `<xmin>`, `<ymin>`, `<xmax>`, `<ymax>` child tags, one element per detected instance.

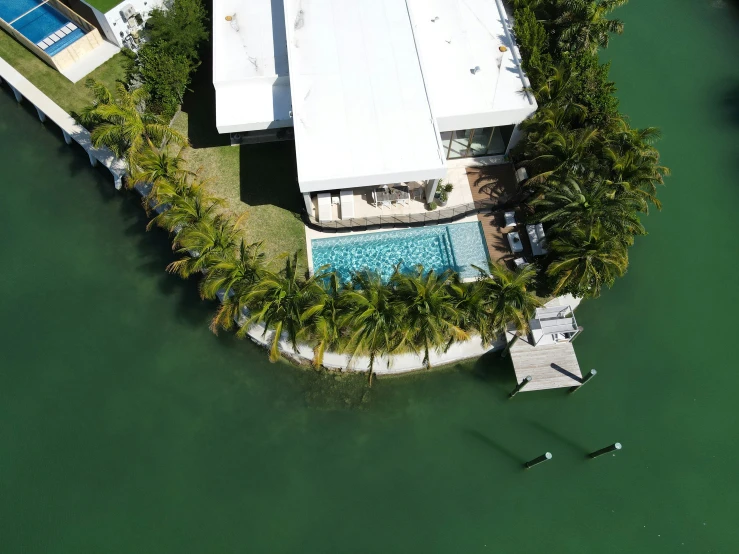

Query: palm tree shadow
<box><xmin>464</xmin><ymin>429</ymin><xmax>522</xmax><ymax>469</ymax></box>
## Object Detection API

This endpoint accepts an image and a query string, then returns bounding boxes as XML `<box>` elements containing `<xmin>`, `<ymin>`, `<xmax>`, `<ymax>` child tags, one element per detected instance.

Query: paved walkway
<box><xmin>60</xmin><ymin>41</ymin><xmax>120</xmax><ymax>83</ymax></box>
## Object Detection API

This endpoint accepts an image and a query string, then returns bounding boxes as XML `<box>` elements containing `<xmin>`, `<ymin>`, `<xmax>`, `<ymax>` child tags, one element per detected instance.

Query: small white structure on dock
<box><xmin>507</xmin><ymin>305</ymin><xmax>584</xmax><ymax>392</ymax></box>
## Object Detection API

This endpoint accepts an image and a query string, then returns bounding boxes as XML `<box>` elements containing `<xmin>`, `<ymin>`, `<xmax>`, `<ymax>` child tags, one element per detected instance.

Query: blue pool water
<box><xmin>311</xmin><ymin>222</ymin><xmax>490</xmax><ymax>282</ymax></box>
<box><xmin>0</xmin><ymin>0</ymin><xmax>86</xmax><ymax>56</ymax></box>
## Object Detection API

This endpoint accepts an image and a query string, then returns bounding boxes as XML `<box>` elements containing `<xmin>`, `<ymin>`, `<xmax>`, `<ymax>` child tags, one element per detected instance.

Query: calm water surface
<box><xmin>1</xmin><ymin>0</ymin><xmax>738</xmax><ymax>551</ymax></box>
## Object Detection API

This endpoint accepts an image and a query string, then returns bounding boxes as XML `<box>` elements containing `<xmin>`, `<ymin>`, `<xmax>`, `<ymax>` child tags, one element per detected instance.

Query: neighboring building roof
<box><xmin>406</xmin><ymin>0</ymin><xmax>537</xmax><ymax>132</ymax></box>
<box><xmin>282</xmin><ymin>0</ymin><xmax>447</xmax><ymax>193</ymax></box>
<box><xmin>213</xmin><ymin>0</ymin><xmax>293</xmax><ymax>133</ymax></box>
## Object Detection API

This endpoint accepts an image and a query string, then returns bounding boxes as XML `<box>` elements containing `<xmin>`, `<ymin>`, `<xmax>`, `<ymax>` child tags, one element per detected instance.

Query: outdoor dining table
<box><xmin>375</xmin><ymin>186</ymin><xmax>410</xmax><ymax>204</ymax></box>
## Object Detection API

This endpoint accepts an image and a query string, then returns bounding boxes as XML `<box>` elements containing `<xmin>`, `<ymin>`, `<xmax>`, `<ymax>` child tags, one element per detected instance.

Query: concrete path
<box><xmin>60</xmin><ymin>41</ymin><xmax>120</xmax><ymax>83</ymax></box>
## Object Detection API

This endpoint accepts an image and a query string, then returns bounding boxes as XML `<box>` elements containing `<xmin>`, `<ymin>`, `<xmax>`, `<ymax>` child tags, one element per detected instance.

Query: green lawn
<box><xmin>171</xmin><ymin>112</ymin><xmax>308</xmax><ymax>272</ymax></box>
<box><xmin>80</xmin><ymin>0</ymin><xmax>122</xmax><ymax>12</ymax></box>
<box><xmin>0</xmin><ymin>29</ymin><xmax>127</xmax><ymax>114</ymax></box>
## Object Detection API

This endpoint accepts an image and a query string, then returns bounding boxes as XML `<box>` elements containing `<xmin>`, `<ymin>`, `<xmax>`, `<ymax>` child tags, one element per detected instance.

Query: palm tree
<box><xmin>130</xmin><ymin>141</ymin><xmax>193</xmax><ymax>194</ymax></box>
<box><xmin>603</xmin><ymin>142</ymin><xmax>669</xmax><ymax>211</ymax></box>
<box><xmin>306</xmin><ymin>271</ymin><xmax>344</xmax><ymax>368</ymax></box>
<box><xmin>391</xmin><ymin>267</ymin><xmax>468</xmax><ymax>368</ymax></box>
<box><xmin>546</xmin><ymin>223</ymin><xmax>629</xmax><ymax>298</ymax></box>
<box><xmin>519</xmin><ymin>126</ymin><xmax>600</xmax><ymax>185</ymax></box>
<box><xmin>476</xmin><ymin>263</ymin><xmax>542</xmax><ymax>346</ymax></box>
<box><xmin>244</xmin><ymin>254</ymin><xmax>329</xmax><ymax>362</ymax></box>
<box><xmin>201</xmin><ymin>240</ymin><xmax>267</xmax><ymax>334</ymax></box>
<box><xmin>554</xmin><ymin>0</ymin><xmax>628</xmax><ymax>54</ymax></box>
<box><xmin>167</xmin><ymin>215</ymin><xmax>242</xmax><ymax>278</ymax></box>
<box><xmin>78</xmin><ymin>80</ymin><xmax>187</xmax><ymax>169</ymax></box>
<box><xmin>448</xmin><ymin>278</ymin><xmax>497</xmax><ymax>345</ymax></box>
<box><xmin>529</xmin><ymin>176</ymin><xmax>646</xmax><ymax>244</ymax></box>
<box><xmin>339</xmin><ymin>270</ymin><xmax>408</xmax><ymax>386</ymax></box>
<box><xmin>147</xmin><ymin>184</ymin><xmax>220</xmax><ymax>238</ymax></box>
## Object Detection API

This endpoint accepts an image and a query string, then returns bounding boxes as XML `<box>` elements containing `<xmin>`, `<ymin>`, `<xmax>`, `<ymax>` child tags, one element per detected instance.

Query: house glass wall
<box><xmin>440</xmin><ymin>125</ymin><xmax>515</xmax><ymax>159</ymax></box>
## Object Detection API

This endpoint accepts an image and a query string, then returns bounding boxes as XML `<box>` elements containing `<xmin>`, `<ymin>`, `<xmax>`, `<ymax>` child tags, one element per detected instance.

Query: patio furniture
<box><xmin>504</xmin><ymin>211</ymin><xmax>516</xmax><ymax>228</ymax></box>
<box><xmin>507</xmin><ymin>231</ymin><xmax>524</xmax><ymax>253</ymax></box>
<box><xmin>340</xmin><ymin>190</ymin><xmax>355</xmax><ymax>219</ymax></box>
<box><xmin>375</xmin><ymin>186</ymin><xmax>411</xmax><ymax>206</ymax></box>
<box><xmin>317</xmin><ymin>192</ymin><xmax>333</xmax><ymax>222</ymax></box>
<box><xmin>515</xmin><ymin>167</ymin><xmax>529</xmax><ymax>184</ymax></box>
<box><xmin>526</xmin><ymin>224</ymin><xmax>549</xmax><ymax>256</ymax></box>
<box><xmin>514</xmin><ymin>257</ymin><xmax>528</xmax><ymax>268</ymax></box>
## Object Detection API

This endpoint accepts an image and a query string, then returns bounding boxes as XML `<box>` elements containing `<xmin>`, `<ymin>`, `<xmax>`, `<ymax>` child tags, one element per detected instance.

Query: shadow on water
<box><xmin>467</xmin><ymin>350</ymin><xmax>516</xmax><ymax>395</ymax></box>
<box><xmin>464</xmin><ymin>429</ymin><xmax>522</xmax><ymax>469</ymax></box>
<box><xmin>525</xmin><ymin>420</ymin><xmax>587</xmax><ymax>454</ymax></box>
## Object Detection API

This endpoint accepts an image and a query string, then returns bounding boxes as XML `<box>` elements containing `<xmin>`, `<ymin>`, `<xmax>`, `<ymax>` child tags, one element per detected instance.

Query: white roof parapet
<box><xmin>406</xmin><ymin>0</ymin><xmax>537</xmax><ymax>133</ymax></box>
<box><xmin>213</xmin><ymin>0</ymin><xmax>293</xmax><ymax>133</ymax></box>
<box><xmin>283</xmin><ymin>0</ymin><xmax>447</xmax><ymax>193</ymax></box>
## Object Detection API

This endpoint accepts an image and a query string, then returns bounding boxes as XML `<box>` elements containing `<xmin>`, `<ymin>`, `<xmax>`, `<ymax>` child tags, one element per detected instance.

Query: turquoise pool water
<box><xmin>0</xmin><ymin>0</ymin><xmax>86</xmax><ymax>56</ymax></box>
<box><xmin>311</xmin><ymin>222</ymin><xmax>490</xmax><ymax>282</ymax></box>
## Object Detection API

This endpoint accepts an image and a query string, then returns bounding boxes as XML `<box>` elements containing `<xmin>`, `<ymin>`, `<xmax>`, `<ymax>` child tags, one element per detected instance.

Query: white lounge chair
<box><xmin>514</xmin><ymin>257</ymin><xmax>528</xmax><ymax>268</ymax></box>
<box><xmin>504</xmin><ymin>211</ymin><xmax>516</xmax><ymax>228</ymax></box>
<box><xmin>340</xmin><ymin>190</ymin><xmax>355</xmax><ymax>219</ymax></box>
<box><xmin>317</xmin><ymin>192</ymin><xmax>333</xmax><ymax>222</ymax></box>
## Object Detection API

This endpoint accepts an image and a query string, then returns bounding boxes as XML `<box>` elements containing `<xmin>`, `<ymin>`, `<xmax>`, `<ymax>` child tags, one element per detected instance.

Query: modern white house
<box><xmin>213</xmin><ymin>0</ymin><xmax>537</xmax><ymax>218</ymax></box>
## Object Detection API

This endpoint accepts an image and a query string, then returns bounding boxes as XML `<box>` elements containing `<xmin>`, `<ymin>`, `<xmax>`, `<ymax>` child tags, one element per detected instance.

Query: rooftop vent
<box><xmin>471</xmin><ymin>66</ymin><xmax>481</xmax><ymax>75</ymax></box>
<box><xmin>120</xmin><ymin>4</ymin><xmax>137</xmax><ymax>21</ymax></box>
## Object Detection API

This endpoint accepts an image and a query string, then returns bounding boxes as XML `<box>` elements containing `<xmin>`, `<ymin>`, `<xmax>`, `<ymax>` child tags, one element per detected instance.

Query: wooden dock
<box><xmin>507</xmin><ymin>333</ymin><xmax>583</xmax><ymax>391</ymax></box>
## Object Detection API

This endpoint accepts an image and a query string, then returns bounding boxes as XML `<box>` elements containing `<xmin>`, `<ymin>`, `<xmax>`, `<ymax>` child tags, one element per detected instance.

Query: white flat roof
<box><xmin>283</xmin><ymin>0</ymin><xmax>447</xmax><ymax>193</ymax></box>
<box><xmin>213</xmin><ymin>0</ymin><xmax>293</xmax><ymax>133</ymax></box>
<box><xmin>406</xmin><ymin>0</ymin><xmax>536</xmax><ymax>132</ymax></box>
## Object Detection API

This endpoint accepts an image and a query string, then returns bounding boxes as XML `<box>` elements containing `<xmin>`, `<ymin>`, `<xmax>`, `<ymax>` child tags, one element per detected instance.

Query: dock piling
<box><xmin>10</xmin><ymin>85</ymin><xmax>22</xmax><ymax>103</ymax></box>
<box><xmin>35</xmin><ymin>106</ymin><xmax>46</xmax><ymax>123</ymax></box>
<box><xmin>587</xmin><ymin>442</ymin><xmax>622</xmax><ymax>459</ymax></box>
<box><xmin>62</xmin><ymin>130</ymin><xmax>72</xmax><ymax>145</ymax></box>
<box><xmin>509</xmin><ymin>375</ymin><xmax>532</xmax><ymax>398</ymax></box>
<box><xmin>569</xmin><ymin>369</ymin><xmax>597</xmax><ymax>393</ymax></box>
<box><xmin>88</xmin><ymin>152</ymin><xmax>98</xmax><ymax>167</ymax></box>
<box><xmin>524</xmin><ymin>452</ymin><xmax>552</xmax><ymax>469</ymax></box>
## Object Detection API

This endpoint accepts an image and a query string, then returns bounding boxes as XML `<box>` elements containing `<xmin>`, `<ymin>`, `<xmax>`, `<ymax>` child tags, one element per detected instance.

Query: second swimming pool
<box><xmin>0</xmin><ymin>0</ymin><xmax>86</xmax><ymax>57</ymax></box>
<box><xmin>311</xmin><ymin>222</ymin><xmax>490</xmax><ymax>282</ymax></box>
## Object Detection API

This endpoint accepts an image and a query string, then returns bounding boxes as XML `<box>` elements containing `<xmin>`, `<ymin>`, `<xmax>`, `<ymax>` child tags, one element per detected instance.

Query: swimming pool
<box><xmin>311</xmin><ymin>222</ymin><xmax>490</xmax><ymax>282</ymax></box>
<box><xmin>0</xmin><ymin>0</ymin><xmax>86</xmax><ymax>57</ymax></box>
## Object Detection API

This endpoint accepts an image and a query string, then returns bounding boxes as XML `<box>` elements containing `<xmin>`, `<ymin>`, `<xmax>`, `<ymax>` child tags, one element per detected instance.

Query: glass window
<box><xmin>470</xmin><ymin>127</ymin><xmax>493</xmax><ymax>156</ymax></box>
<box><xmin>487</xmin><ymin>127</ymin><xmax>506</xmax><ymax>155</ymax></box>
<box><xmin>448</xmin><ymin>129</ymin><xmax>472</xmax><ymax>159</ymax></box>
<box><xmin>439</xmin><ymin>131</ymin><xmax>453</xmax><ymax>159</ymax></box>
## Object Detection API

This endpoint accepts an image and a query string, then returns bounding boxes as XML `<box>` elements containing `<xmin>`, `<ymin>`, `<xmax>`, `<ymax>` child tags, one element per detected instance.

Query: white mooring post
<box><xmin>62</xmin><ymin>130</ymin><xmax>72</xmax><ymax>145</ymax></box>
<box><xmin>35</xmin><ymin>106</ymin><xmax>46</xmax><ymax>122</ymax></box>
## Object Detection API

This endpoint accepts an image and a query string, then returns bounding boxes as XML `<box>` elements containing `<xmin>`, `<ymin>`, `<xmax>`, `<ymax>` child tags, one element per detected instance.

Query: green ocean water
<box><xmin>1</xmin><ymin>0</ymin><xmax>738</xmax><ymax>551</ymax></box>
